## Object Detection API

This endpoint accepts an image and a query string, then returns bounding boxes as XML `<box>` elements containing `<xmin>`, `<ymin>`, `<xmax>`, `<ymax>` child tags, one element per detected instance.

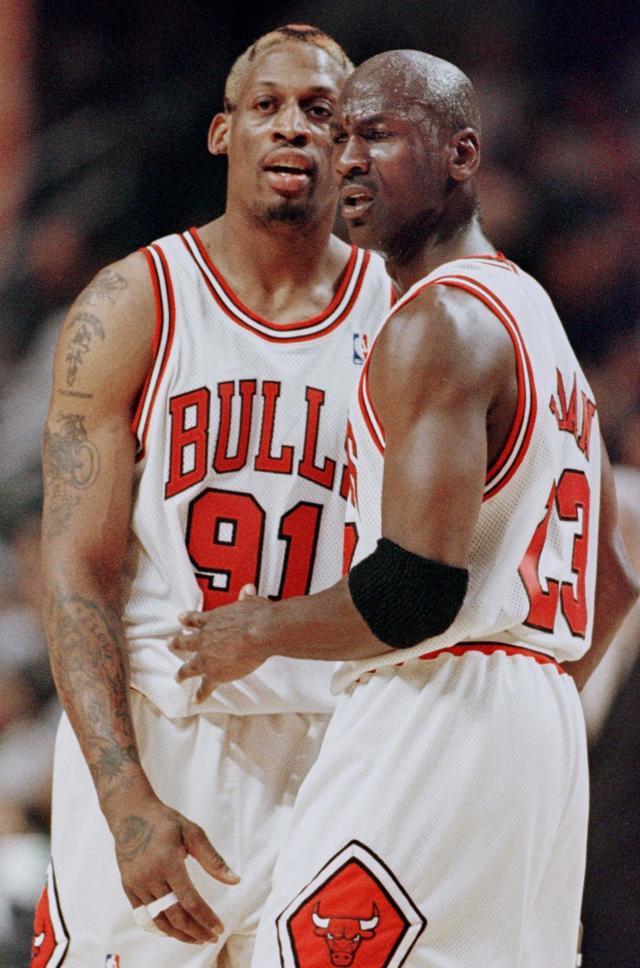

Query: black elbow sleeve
<box><xmin>348</xmin><ymin>538</ymin><xmax>469</xmax><ymax>649</ymax></box>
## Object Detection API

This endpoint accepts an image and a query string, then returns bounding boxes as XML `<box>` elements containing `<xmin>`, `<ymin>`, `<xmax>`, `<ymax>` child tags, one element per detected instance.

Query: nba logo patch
<box><xmin>276</xmin><ymin>840</ymin><xmax>426</xmax><ymax>967</ymax></box>
<box><xmin>353</xmin><ymin>333</ymin><xmax>369</xmax><ymax>365</ymax></box>
<box><xmin>105</xmin><ymin>956</ymin><xmax>121</xmax><ymax>967</ymax></box>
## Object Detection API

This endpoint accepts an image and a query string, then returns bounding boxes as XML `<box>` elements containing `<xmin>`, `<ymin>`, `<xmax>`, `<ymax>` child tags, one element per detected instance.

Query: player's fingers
<box><xmin>157</xmin><ymin>899</ymin><xmax>221</xmax><ymax>944</ymax></box>
<box><xmin>183</xmin><ymin>823</ymin><xmax>241</xmax><ymax>885</ymax></box>
<box><xmin>152</xmin><ymin>910</ymin><xmax>206</xmax><ymax>945</ymax></box>
<box><xmin>124</xmin><ymin>886</ymin><xmax>146</xmax><ymax>907</ymax></box>
<box><xmin>130</xmin><ymin>885</ymin><xmax>209</xmax><ymax>944</ymax></box>
<box><xmin>170</xmin><ymin>632</ymin><xmax>199</xmax><ymax>654</ymax></box>
<box><xmin>238</xmin><ymin>583</ymin><xmax>258</xmax><ymax>600</ymax></box>
<box><xmin>178</xmin><ymin>610</ymin><xmax>206</xmax><ymax>628</ymax></box>
<box><xmin>168</xmin><ymin>865</ymin><xmax>226</xmax><ymax>937</ymax></box>
<box><xmin>196</xmin><ymin>676</ymin><xmax>218</xmax><ymax>703</ymax></box>
<box><xmin>176</xmin><ymin>656</ymin><xmax>205</xmax><ymax>682</ymax></box>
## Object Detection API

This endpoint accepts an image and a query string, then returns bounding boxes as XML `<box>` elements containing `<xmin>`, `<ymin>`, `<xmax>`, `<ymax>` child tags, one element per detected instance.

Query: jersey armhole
<box><xmin>132</xmin><ymin>244</ymin><xmax>176</xmax><ymax>460</ymax></box>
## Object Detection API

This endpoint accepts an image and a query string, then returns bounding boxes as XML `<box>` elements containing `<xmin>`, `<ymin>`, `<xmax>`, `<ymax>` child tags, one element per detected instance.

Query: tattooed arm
<box><xmin>42</xmin><ymin>257</ymin><xmax>235</xmax><ymax>945</ymax></box>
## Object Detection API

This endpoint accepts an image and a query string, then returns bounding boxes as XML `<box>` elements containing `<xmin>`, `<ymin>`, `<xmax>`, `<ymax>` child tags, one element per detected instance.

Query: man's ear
<box><xmin>448</xmin><ymin>127</ymin><xmax>480</xmax><ymax>182</ymax></box>
<box><xmin>208</xmin><ymin>112</ymin><xmax>230</xmax><ymax>156</ymax></box>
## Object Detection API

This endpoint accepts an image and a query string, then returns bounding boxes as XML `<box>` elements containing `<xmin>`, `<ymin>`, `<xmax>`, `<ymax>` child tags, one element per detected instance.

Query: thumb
<box><xmin>239</xmin><ymin>584</ymin><xmax>258</xmax><ymax>601</ymax></box>
<box><xmin>184</xmin><ymin>823</ymin><xmax>241</xmax><ymax>885</ymax></box>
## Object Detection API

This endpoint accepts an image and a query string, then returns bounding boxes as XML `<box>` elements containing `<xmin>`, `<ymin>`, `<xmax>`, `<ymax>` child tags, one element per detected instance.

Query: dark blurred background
<box><xmin>0</xmin><ymin>1</ymin><xmax>639</xmax><ymax>964</ymax></box>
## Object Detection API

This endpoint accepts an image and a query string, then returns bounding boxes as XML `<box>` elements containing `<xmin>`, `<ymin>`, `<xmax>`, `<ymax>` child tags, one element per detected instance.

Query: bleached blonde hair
<box><xmin>224</xmin><ymin>24</ymin><xmax>354</xmax><ymax>110</ymax></box>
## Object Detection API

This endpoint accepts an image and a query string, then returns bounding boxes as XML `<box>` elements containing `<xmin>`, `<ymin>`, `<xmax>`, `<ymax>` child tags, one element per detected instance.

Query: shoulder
<box><xmin>373</xmin><ymin>278</ymin><xmax>515</xmax><ymax>406</ymax></box>
<box><xmin>72</xmin><ymin>250</ymin><xmax>155</xmax><ymax>321</ymax></box>
<box><xmin>53</xmin><ymin>251</ymin><xmax>157</xmax><ymax>406</ymax></box>
<box><xmin>65</xmin><ymin>250</ymin><xmax>156</xmax><ymax>349</ymax></box>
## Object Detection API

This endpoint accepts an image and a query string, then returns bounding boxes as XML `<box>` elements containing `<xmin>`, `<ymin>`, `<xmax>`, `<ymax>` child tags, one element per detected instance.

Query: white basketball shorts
<box><xmin>251</xmin><ymin>647</ymin><xmax>588</xmax><ymax>968</ymax></box>
<box><xmin>32</xmin><ymin>690</ymin><xmax>329</xmax><ymax>968</ymax></box>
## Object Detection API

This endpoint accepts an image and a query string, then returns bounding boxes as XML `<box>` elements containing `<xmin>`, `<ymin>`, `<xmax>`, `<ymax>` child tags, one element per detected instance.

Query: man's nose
<box><xmin>272</xmin><ymin>102</ymin><xmax>310</xmax><ymax>144</ymax></box>
<box><xmin>335</xmin><ymin>137</ymin><xmax>369</xmax><ymax>176</ymax></box>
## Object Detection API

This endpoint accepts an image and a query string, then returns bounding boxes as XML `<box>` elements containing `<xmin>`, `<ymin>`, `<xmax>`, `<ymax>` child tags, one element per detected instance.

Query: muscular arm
<box><xmin>42</xmin><ymin>259</ymin><xmax>152</xmax><ymax>807</ymax></box>
<box><xmin>42</xmin><ymin>257</ymin><xmax>233</xmax><ymax>943</ymax></box>
<box><xmin>563</xmin><ymin>442</ymin><xmax>640</xmax><ymax>690</ymax></box>
<box><xmin>173</xmin><ymin>287</ymin><xmax>511</xmax><ymax>688</ymax></box>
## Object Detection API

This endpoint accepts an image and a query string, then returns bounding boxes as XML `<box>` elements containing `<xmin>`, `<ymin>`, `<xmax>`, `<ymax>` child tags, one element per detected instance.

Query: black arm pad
<box><xmin>348</xmin><ymin>537</ymin><xmax>469</xmax><ymax>649</ymax></box>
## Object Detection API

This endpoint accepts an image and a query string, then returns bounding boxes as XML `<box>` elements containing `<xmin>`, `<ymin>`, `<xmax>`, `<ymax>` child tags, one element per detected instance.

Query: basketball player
<box><xmin>35</xmin><ymin>26</ymin><xmax>391</xmax><ymax>968</ymax></box>
<box><xmin>172</xmin><ymin>51</ymin><xmax>640</xmax><ymax>966</ymax></box>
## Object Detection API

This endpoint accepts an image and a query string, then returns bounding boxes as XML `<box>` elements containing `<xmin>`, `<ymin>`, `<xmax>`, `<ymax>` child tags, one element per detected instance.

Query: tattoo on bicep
<box><xmin>42</xmin><ymin>412</ymin><xmax>100</xmax><ymax>536</ymax></box>
<box><xmin>114</xmin><ymin>816</ymin><xmax>155</xmax><ymax>862</ymax></box>
<box><xmin>64</xmin><ymin>311</ymin><xmax>105</xmax><ymax>386</ymax></box>
<box><xmin>77</xmin><ymin>267</ymin><xmax>127</xmax><ymax>307</ymax></box>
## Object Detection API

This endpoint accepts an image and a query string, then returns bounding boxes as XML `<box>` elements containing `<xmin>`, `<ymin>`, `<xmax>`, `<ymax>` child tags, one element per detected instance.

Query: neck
<box><xmin>203</xmin><ymin>199</ymin><xmax>338</xmax><ymax>290</ymax></box>
<box><xmin>195</xmin><ymin>201</ymin><xmax>351</xmax><ymax>323</ymax></box>
<box><xmin>385</xmin><ymin>213</ymin><xmax>494</xmax><ymax>295</ymax></box>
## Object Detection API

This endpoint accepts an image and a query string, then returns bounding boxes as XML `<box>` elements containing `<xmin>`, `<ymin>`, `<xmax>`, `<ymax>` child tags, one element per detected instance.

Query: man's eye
<box><xmin>255</xmin><ymin>98</ymin><xmax>275</xmax><ymax>112</ymax></box>
<box><xmin>307</xmin><ymin>103</ymin><xmax>333</xmax><ymax>121</ymax></box>
<box><xmin>366</xmin><ymin>129</ymin><xmax>390</xmax><ymax>140</ymax></box>
<box><xmin>331</xmin><ymin>132</ymin><xmax>347</xmax><ymax>144</ymax></box>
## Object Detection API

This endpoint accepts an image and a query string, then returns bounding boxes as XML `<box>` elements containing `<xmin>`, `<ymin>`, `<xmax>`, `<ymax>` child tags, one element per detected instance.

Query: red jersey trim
<box><xmin>357</xmin><ymin>350</ymin><xmax>385</xmax><ymax>455</ymax></box>
<box><xmin>133</xmin><ymin>243</ymin><xmax>176</xmax><ymax>460</ymax></box>
<box><xmin>431</xmin><ymin>275</ymin><xmax>537</xmax><ymax>499</ymax></box>
<box><xmin>418</xmin><ymin>640</ymin><xmax>565</xmax><ymax>673</ymax></box>
<box><xmin>132</xmin><ymin>248</ymin><xmax>162</xmax><ymax>438</ymax></box>
<box><xmin>181</xmin><ymin>228</ymin><xmax>370</xmax><ymax>343</ymax></box>
<box><xmin>354</xmin><ymin>260</ymin><xmax>534</xmax><ymax>475</ymax></box>
<box><xmin>460</xmin><ymin>252</ymin><xmax>519</xmax><ymax>273</ymax></box>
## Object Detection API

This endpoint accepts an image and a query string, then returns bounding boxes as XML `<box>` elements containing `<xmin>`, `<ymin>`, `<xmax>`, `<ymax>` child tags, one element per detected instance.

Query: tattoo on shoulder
<box><xmin>42</xmin><ymin>412</ymin><xmax>100</xmax><ymax>536</ymax></box>
<box><xmin>64</xmin><ymin>311</ymin><xmax>105</xmax><ymax>386</ymax></box>
<box><xmin>78</xmin><ymin>267</ymin><xmax>127</xmax><ymax>308</ymax></box>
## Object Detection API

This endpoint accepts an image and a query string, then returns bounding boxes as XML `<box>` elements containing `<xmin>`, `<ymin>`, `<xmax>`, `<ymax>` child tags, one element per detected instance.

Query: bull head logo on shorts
<box><xmin>311</xmin><ymin>901</ymin><xmax>379</xmax><ymax>966</ymax></box>
<box><xmin>277</xmin><ymin>840</ymin><xmax>426</xmax><ymax>968</ymax></box>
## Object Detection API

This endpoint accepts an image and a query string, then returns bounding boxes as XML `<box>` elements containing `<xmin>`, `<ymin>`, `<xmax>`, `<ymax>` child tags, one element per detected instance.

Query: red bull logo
<box><xmin>311</xmin><ymin>902</ymin><xmax>379</xmax><ymax>966</ymax></box>
<box><xmin>30</xmin><ymin>864</ymin><xmax>69</xmax><ymax>968</ymax></box>
<box><xmin>277</xmin><ymin>840</ymin><xmax>426</xmax><ymax>967</ymax></box>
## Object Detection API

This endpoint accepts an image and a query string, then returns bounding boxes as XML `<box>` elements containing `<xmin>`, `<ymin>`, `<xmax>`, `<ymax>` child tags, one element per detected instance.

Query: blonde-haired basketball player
<box><xmin>34</xmin><ymin>26</ymin><xmax>391</xmax><ymax>968</ymax></box>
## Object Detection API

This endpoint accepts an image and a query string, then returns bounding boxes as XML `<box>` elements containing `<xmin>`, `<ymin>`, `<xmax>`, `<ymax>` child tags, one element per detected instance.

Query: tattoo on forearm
<box><xmin>114</xmin><ymin>815</ymin><xmax>154</xmax><ymax>862</ymax></box>
<box><xmin>57</xmin><ymin>389</ymin><xmax>95</xmax><ymax>399</ymax></box>
<box><xmin>98</xmin><ymin>743</ymin><xmax>139</xmax><ymax>780</ymax></box>
<box><xmin>45</xmin><ymin>591</ymin><xmax>142</xmax><ymax>800</ymax></box>
<box><xmin>77</xmin><ymin>267</ymin><xmax>127</xmax><ymax>307</ymax></box>
<box><xmin>42</xmin><ymin>412</ymin><xmax>100</xmax><ymax>536</ymax></box>
<box><xmin>64</xmin><ymin>311</ymin><xmax>105</xmax><ymax>386</ymax></box>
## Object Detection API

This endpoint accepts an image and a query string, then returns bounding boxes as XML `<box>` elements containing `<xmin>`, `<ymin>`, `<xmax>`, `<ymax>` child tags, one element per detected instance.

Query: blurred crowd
<box><xmin>0</xmin><ymin>1</ymin><xmax>638</xmax><ymax>964</ymax></box>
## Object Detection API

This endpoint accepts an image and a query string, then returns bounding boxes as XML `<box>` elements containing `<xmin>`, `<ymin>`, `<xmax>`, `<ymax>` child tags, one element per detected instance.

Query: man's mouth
<box><xmin>340</xmin><ymin>184</ymin><xmax>375</xmax><ymax>220</ymax></box>
<box><xmin>263</xmin><ymin>154</ymin><xmax>314</xmax><ymax>196</ymax></box>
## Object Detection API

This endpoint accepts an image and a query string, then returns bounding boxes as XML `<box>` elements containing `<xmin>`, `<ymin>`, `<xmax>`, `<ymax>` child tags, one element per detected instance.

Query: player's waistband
<box><xmin>418</xmin><ymin>640</ymin><xmax>566</xmax><ymax>674</ymax></box>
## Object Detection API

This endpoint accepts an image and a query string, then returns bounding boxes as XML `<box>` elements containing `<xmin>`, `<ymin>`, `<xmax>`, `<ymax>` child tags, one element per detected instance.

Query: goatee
<box><xmin>263</xmin><ymin>201</ymin><xmax>312</xmax><ymax>225</ymax></box>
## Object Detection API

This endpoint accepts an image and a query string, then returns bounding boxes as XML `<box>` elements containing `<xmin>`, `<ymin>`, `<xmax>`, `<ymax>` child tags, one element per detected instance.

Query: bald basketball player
<box><xmin>172</xmin><ymin>50</ymin><xmax>639</xmax><ymax>967</ymax></box>
<box><xmin>34</xmin><ymin>26</ymin><xmax>390</xmax><ymax>968</ymax></box>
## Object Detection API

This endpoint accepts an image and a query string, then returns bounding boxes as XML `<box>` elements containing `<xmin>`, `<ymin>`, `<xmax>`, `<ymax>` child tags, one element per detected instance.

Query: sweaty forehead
<box><xmin>339</xmin><ymin>67</ymin><xmax>424</xmax><ymax>120</ymax></box>
<box><xmin>239</xmin><ymin>43</ymin><xmax>346</xmax><ymax>99</ymax></box>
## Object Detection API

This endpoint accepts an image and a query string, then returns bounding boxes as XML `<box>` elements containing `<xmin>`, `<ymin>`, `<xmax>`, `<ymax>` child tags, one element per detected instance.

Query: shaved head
<box><xmin>333</xmin><ymin>49</ymin><xmax>483</xmax><ymax>266</ymax></box>
<box><xmin>343</xmin><ymin>50</ymin><xmax>480</xmax><ymax>135</ymax></box>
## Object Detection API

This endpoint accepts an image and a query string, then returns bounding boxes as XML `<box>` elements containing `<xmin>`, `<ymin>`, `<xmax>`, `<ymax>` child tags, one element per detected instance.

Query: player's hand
<box><xmin>109</xmin><ymin>792</ymin><xmax>239</xmax><ymax>944</ymax></box>
<box><xmin>171</xmin><ymin>588</ymin><xmax>274</xmax><ymax>702</ymax></box>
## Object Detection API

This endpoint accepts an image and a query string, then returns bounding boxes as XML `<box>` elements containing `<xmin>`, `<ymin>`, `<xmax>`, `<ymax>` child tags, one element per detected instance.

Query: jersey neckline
<box><xmin>182</xmin><ymin>227</ymin><xmax>368</xmax><ymax>342</ymax></box>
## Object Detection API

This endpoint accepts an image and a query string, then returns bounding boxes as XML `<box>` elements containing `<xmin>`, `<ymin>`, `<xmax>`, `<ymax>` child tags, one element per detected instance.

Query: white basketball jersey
<box><xmin>337</xmin><ymin>253</ymin><xmax>601</xmax><ymax>691</ymax></box>
<box><xmin>123</xmin><ymin>228</ymin><xmax>392</xmax><ymax>716</ymax></box>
